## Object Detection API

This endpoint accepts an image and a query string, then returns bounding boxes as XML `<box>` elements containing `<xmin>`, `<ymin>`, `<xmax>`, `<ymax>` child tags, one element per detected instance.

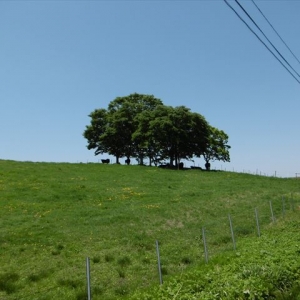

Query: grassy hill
<box><xmin>0</xmin><ymin>160</ymin><xmax>299</xmax><ymax>299</ymax></box>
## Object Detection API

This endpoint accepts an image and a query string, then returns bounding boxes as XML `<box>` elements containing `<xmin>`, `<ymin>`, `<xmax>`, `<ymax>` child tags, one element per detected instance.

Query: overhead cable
<box><xmin>251</xmin><ymin>0</ymin><xmax>300</xmax><ymax>65</ymax></box>
<box><xmin>234</xmin><ymin>0</ymin><xmax>300</xmax><ymax>79</ymax></box>
<box><xmin>223</xmin><ymin>0</ymin><xmax>300</xmax><ymax>85</ymax></box>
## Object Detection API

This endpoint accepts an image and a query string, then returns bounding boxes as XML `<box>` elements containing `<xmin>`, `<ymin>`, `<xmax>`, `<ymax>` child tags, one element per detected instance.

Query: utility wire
<box><xmin>251</xmin><ymin>0</ymin><xmax>300</xmax><ymax>65</ymax></box>
<box><xmin>234</xmin><ymin>0</ymin><xmax>300</xmax><ymax>79</ymax></box>
<box><xmin>223</xmin><ymin>0</ymin><xmax>300</xmax><ymax>85</ymax></box>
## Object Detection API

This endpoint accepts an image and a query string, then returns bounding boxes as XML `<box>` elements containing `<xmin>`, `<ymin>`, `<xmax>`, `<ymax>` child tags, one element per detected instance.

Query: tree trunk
<box><xmin>139</xmin><ymin>155</ymin><xmax>144</xmax><ymax>165</ymax></box>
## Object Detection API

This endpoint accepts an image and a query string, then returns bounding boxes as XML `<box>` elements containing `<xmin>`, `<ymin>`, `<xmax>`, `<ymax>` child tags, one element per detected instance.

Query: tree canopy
<box><xmin>83</xmin><ymin>93</ymin><xmax>231</xmax><ymax>168</ymax></box>
<box><xmin>202</xmin><ymin>127</ymin><xmax>231</xmax><ymax>169</ymax></box>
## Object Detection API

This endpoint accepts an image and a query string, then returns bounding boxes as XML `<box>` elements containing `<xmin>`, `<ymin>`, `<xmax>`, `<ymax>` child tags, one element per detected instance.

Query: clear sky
<box><xmin>1</xmin><ymin>0</ymin><xmax>299</xmax><ymax>177</ymax></box>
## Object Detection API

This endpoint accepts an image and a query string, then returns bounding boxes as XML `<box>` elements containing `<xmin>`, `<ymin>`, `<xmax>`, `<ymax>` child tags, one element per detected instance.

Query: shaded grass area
<box><xmin>0</xmin><ymin>160</ymin><xmax>299</xmax><ymax>299</ymax></box>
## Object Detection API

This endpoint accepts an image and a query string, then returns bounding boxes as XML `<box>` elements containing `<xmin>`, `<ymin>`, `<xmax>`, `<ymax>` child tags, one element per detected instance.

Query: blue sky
<box><xmin>1</xmin><ymin>0</ymin><xmax>299</xmax><ymax>177</ymax></box>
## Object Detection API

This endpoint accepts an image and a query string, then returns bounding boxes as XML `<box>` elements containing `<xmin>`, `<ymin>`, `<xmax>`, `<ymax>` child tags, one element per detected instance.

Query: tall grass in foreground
<box><xmin>130</xmin><ymin>214</ymin><xmax>300</xmax><ymax>300</ymax></box>
<box><xmin>0</xmin><ymin>160</ymin><xmax>299</xmax><ymax>299</ymax></box>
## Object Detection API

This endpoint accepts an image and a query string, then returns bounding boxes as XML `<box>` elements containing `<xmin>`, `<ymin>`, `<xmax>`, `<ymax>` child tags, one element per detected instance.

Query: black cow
<box><xmin>125</xmin><ymin>158</ymin><xmax>131</xmax><ymax>165</ymax></box>
<box><xmin>190</xmin><ymin>166</ymin><xmax>203</xmax><ymax>170</ymax></box>
<box><xmin>205</xmin><ymin>162</ymin><xmax>211</xmax><ymax>171</ymax></box>
<box><xmin>101</xmin><ymin>159</ymin><xmax>110</xmax><ymax>164</ymax></box>
<box><xmin>158</xmin><ymin>163</ymin><xmax>170</xmax><ymax>168</ymax></box>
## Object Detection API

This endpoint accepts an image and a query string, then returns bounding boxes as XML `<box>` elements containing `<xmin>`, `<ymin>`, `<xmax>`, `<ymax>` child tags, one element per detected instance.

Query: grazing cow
<box><xmin>205</xmin><ymin>162</ymin><xmax>211</xmax><ymax>171</ymax></box>
<box><xmin>190</xmin><ymin>166</ymin><xmax>203</xmax><ymax>170</ymax></box>
<box><xmin>158</xmin><ymin>163</ymin><xmax>170</xmax><ymax>168</ymax></box>
<box><xmin>101</xmin><ymin>159</ymin><xmax>110</xmax><ymax>164</ymax></box>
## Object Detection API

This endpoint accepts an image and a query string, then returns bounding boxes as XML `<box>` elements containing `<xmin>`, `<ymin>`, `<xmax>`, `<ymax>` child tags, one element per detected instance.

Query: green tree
<box><xmin>202</xmin><ymin>126</ymin><xmax>231</xmax><ymax>170</ymax></box>
<box><xmin>133</xmin><ymin>105</ymin><xmax>171</xmax><ymax>166</ymax></box>
<box><xmin>107</xmin><ymin>93</ymin><xmax>163</xmax><ymax>164</ymax></box>
<box><xmin>133</xmin><ymin>105</ymin><xmax>210</xmax><ymax>167</ymax></box>
<box><xmin>187</xmin><ymin>111</ymin><xmax>211</xmax><ymax>160</ymax></box>
<box><xmin>83</xmin><ymin>108</ymin><xmax>108</xmax><ymax>155</ymax></box>
<box><xmin>83</xmin><ymin>94</ymin><xmax>225</xmax><ymax>168</ymax></box>
<box><xmin>83</xmin><ymin>93</ymin><xmax>162</xmax><ymax>164</ymax></box>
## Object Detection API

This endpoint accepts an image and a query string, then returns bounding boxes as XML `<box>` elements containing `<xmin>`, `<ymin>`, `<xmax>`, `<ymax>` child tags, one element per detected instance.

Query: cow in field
<box><xmin>101</xmin><ymin>159</ymin><xmax>110</xmax><ymax>164</ymax></box>
<box><xmin>205</xmin><ymin>162</ymin><xmax>211</xmax><ymax>171</ymax></box>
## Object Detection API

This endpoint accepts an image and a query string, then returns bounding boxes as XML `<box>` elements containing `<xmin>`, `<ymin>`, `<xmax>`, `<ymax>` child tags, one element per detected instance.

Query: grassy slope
<box><xmin>130</xmin><ymin>215</ymin><xmax>300</xmax><ymax>300</ymax></box>
<box><xmin>0</xmin><ymin>160</ymin><xmax>299</xmax><ymax>299</ymax></box>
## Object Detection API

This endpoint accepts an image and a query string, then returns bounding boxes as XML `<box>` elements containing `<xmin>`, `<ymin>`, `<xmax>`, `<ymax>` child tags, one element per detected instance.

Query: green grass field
<box><xmin>0</xmin><ymin>160</ymin><xmax>299</xmax><ymax>299</ymax></box>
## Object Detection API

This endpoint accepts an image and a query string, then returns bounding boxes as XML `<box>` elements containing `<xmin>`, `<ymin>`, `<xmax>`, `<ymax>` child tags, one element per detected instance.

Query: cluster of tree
<box><xmin>83</xmin><ymin>93</ymin><xmax>230</xmax><ymax>169</ymax></box>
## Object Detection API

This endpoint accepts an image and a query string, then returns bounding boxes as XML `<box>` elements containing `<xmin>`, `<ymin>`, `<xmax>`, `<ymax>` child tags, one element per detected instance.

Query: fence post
<box><xmin>282</xmin><ymin>196</ymin><xmax>285</xmax><ymax>218</ymax></box>
<box><xmin>86</xmin><ymin>257</ymin><xmax>91</xmax><ymax>300</ymax></box>
<box><xmin>255</xmin><ymin>208</ymin><xmax>260</xmax><ymax>237</ymax></box>
<box><xmin>228</xmin><ymin>214</ymin><xmax>236</xmax><ymax>250</ymax></box>
<box><xmin>291</xmin><ymin>193</ymin><xmax>295</xmax><ymax>211</ymax></box>
<box><xmin>269</xmin><ymin>201</ymin><xmax>275</xmax><ymax>223</ymax></box>
<box><xmin>202</xmin><ymin>227</ymin><xmax>209</xmax><ymax>263</ymax></box>
<box><xmin>155</xmin><ymin>240</ymin><xmax>163</xmax><ymax>285</ymax></box>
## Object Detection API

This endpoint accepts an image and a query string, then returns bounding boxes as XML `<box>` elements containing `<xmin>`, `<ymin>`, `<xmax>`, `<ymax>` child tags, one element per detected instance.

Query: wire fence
<box><xmin>81</xmin><ymin>159</ymin><xmax>300</xmax><ymax>179</ymax></box>
<box><xmin>199</xmin><ymin>195</ymin><xmax>299</xmax><ymax>260</ymax></box>
<box><xmin>15</xmin><ymin>190</ymin><xmax>298</xmax><ymax>300</ymax></box>
<box><xmin>83</xmin><ymin>194</ymin><xmax>299</xmax><ymax>299</ymax></box>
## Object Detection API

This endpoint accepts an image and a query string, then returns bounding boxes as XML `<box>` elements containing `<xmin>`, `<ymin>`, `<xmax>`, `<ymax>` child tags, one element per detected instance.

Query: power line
<box><xmin>234</xmin><ymin>0</ymin><xmax>300</xmax><ymax>79</ymax></box>
<box><xmin>251</xmin><ymin>0</ymin><xmax>300</xmax><ymax>66</ymax></box>
<box><xmin>223</xmin><ymin>0</ymin><xmax>300</xmax><ymax>85</ymax></box>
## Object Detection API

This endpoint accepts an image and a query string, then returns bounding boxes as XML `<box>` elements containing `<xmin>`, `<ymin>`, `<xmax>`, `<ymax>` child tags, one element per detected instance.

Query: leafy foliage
<box><xmin>83</xmin><ymin>93</ymin><xmax>229</xmax><ymax>166</ymax></box>
<box><xmin>134</xmin><ymin>105</ymin><xmax>210</xmax><ymax>166</ymax></box>
<box><xmin>84</xmin><ymin>93</ymin><xmax>163</xmax><ymax>163</ymax></box>
<box><xmin>83</xmin><ymin>108</ymin><xmax>108</xmax><ymax>155</ymax></box>
<box><xmin>203</xmin><ymin>126</ymin><xmax>231</xmax><ymax>168</ymax></box>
